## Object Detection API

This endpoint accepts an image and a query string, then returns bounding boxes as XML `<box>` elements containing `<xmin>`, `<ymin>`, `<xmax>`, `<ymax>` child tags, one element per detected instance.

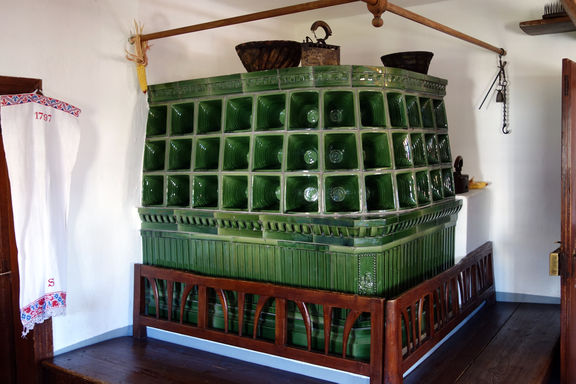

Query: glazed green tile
<box><xmin>359</xmin><ymin>91</ymin><xmax>386</xmax><ymax>127</ymax></box>
<box><xmin>146</xmin><ymin>105</ymin><xmax>167</xmax><ymax>137</ymax></box>
<box><xmin>289</xmin><ymin>91</ymin><xmax>319</xmax><ymax>130</ymax></box>
<box><xmin>285</xmin><ymin>176</ymin><xmax>319</xmax><ymax>213</ymax></box>
<box><xmin>253</xmin><ymin>135</ymin><xmax>283</xmax><ymax>171</ymax></box>
<box><xmin>387</xmin><ymin>93</ymin><xmax>407</xmax><ymax>128</ymax></box>
<box><xmin>325</xmin><ymin>175</ymin><xmax>360</xmax><ymax>213</ymax></box>
<box><xmin>287</xmin><ymin>134</ymin><xmax>319</xmax><ymax>171</ymax></box>
<box><xmin>174</xmin><ymin>78</ymin><xmax>212</xmax><ymax>99</ymax></box>
<box><xmin>256</xmin><ymin>94</ymin><xmax>286</xmax><ymax>131</ymax></box>
<box><xmin>252</xmin><ymin>175</ymin><xmax>281</xmax><ymax>212</ymax></box>
<box><xmin>419</xmin><ymin>97</ymin><xmax>435</xmax><ymax>129</ymax></box>
<box><xmin>324</xmin><ymin>133</ymin><xmax>358</xmax><ymax>170</ymax></box>
<box><xmin>396</xmin><ymin>172</ymin><xmax>418</xmax><ymax>209</ymax></box>
<box><xmin>437</xmin><ymin>134</ymin><xmax>452</xmax><ymax>163</ymax></box>
<box><xmin>351</xmin><ymin>65</ymin><xmax>386</xmax><ymax>87</ymax></box>
<box><xmin>392</xmin><ymin>133</ymin><xmax>412</xmax><ymax>169</ymax></box>
<box><xmin>410</xmin><ymin>133</ymin><xmax>427</xmax><ymax>167</ymax></box>
<box><xmin>192</xmin><ymin>175</ymin><xmax>218</xmax><ymax>208</ymax></box>
<box><xmin>194</xmin><ymin>137</ymin><xmax>220</xmax><ymax>171</ymax></box>
<box><xmin>222</xmin><ymin>175</ymin><xmax>248</xmax><ymax>210</ymax></box>
<box><xmin>207</xmin><ymin>73</ymin><xmax>244</xmax><ymax>96</ymax></box>
<box><xmin>324</xmin><ymin>91</ymin><xmax>355</xmax><ymax>128</ymax></box>
<box><xmin>167</xmin><ymin>175</ymin><xmax>190</xmax><ymax>207</ymax></box>
<box><xmin>362</xmin><ymin>132</ymin><xmax>391</xmax><ymax>169</ymax></box>
<box><xmin>168</xmin><ymin>139</ymin><xmax>192</xmax><ymax>170</ymax></box>
<box><xmin>313</xmin><ymin>66</ymin><xmax>352</xmax><ymax>88</ymax></box>
<box><xmin>278</xmin><ymin>66</ymin><xmax>315</xmax><ymax>90</ymax></box>
<box><xmin>225</xmin><ymin>97</ymin><xmax>253</xmax><ymax>132</ymax></box>
<box><xmin>424</xmin><ymin>134</ymin><xmax>440</xmax><ymax>165</ymax></box>
<box><xmin>223</xmin><ymin>136</ymin><xmax>250</xmax><ymax>170</ymax></box>
<box><xmin>405</xmin><ymin>96</ymin><xmax>422</xmax><ymax>128</ymax></box>
<box><xmin>148</xmin><ymin>83</ymin><xmax>179</xmax><ymax>103</ymax></box>
<box><xmin>143</xmin><ymin>140</ymin><xmax>166</xmax><ymax>171</ymax></box>
<box><xmin>242</xmin><ymin>69</ymin><xmax>280</xmax><ymax>92</ymax></box>
<box><xmin>433</xmin><ymin>99</ymin><xmax>448</xmax><ymax>128</ymax></box>
<box><xmin>442</xmin><ymin>168</ymin><xmax>455</xmax><ymax>197</ymax></box>
<box><xmin>429</xmin><ymin>169</ymin><xmax>443</xmax><ymax>201</ymax></box>
<box><xmin>142</xmin><ymin>176</ymin><xmax>164</xmax><ymax>206</ymax></box>
<box><xmin>171</xmin><ymin>103</ymin><xmax>194</xmax><ymax>135</ymax></box>
<box><xmin>365</xmin><ymin>174</ymin><xmax>395</xmax><ymax>211</ymax></box>
<box><xmin>415</xmin><ymin>171</ymin><xmax>431</xmax><ymax>205</ymax></box>
<box><xmin>197</xmin><ymin>100</ymin><xmax>222</xmax><ymax>134</ymax></box>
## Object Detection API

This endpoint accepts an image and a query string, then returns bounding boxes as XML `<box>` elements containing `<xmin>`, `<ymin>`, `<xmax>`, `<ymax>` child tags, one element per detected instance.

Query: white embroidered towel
<box><xmin>0</xmin><ymin>93</ymin><xmax>80</xmax><ymax>336</ymax></box>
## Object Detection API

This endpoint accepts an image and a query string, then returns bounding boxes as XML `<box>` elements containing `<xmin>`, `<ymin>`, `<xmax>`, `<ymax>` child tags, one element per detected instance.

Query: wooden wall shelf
<box><xmin>520</xmin><ymin>16</ymin><xmax>576</xmax><ymax>35</ymax></box>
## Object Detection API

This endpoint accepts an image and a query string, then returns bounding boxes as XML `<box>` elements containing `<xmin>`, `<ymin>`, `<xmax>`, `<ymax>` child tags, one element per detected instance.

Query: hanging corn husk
<box><xmin>126</xmin><ymin>21</ymin><xmax>150</xmax><ymax>93</ymax></box>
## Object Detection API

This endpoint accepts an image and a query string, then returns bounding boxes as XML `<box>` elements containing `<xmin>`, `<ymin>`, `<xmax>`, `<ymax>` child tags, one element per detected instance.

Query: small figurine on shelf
<box><xmin>453</xmin><ymin>155</ymin><xmax>469</xmax><ymax>194</ymax></box>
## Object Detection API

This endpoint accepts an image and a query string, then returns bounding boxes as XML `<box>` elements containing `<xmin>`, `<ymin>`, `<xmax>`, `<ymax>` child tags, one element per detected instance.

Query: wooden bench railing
<box><xmin>133</xmin><ymin>242</ymin><xmax>495</xmax><ymax>384</ymax></box>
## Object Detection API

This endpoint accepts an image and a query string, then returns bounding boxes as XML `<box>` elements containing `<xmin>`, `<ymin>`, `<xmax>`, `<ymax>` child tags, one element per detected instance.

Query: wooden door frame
<box><xmin>0</xmin><ymin>75</ymin><xmax>53</xmax><ymax>384</ymax></box>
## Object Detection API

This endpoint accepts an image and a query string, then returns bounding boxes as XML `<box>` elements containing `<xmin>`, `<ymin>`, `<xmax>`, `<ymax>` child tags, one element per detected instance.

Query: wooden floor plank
<box><xmin>43</xmin><ymin>337</ymin><xmax>334</xmax><ymax>384</ymax></box>
<box><xmin>404</xmin><ymin>301</ymin><xmax>519</xmax><ymax>384</ymax></box>
<box><xmin>455</xmin><ymin>303</ymin><xmax>560</xmax><ymax>384</ymax></box>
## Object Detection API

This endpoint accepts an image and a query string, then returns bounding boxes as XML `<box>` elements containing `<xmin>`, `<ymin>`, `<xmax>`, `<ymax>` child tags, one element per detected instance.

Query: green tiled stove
<box><xmin>139</xmin><ymin>65</ymin><xmax>461</xmax><ymax>360</ymax></box>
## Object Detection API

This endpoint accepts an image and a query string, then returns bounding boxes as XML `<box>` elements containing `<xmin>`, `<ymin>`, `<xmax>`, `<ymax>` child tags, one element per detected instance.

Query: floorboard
<box><xmin>42</xmin><ymin>337</ymin><xmax>334</xmax><ymax>384</ymax></box>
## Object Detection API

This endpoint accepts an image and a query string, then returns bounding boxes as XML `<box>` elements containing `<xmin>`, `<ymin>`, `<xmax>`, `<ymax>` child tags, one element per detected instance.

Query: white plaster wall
<box><xmin>0</xmin><ymin>0</ymin><xmax>568</xmax><ymax>354</ymax></box>
<box><xmin>0</xmin><ymin>0</ymin><xmax>145</xmax><ymax>350</ymax></box>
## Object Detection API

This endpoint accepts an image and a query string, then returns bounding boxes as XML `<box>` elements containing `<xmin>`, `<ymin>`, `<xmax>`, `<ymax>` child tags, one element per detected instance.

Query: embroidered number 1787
<box><xmin>34</xmin><ymin>112</ymin><xmax>52</xmax><ymax>122</ymax></box>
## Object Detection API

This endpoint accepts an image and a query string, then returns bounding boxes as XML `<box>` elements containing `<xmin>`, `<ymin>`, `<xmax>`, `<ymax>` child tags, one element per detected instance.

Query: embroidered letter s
<box><xmin>48</xmin><ymin>278</ymin><xmax>55</xmax><ymax>287</ymax></box>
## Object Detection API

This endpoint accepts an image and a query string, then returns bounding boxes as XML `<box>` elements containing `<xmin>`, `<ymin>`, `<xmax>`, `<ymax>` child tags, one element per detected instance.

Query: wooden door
<box><xmin>0</xmin><ymin>76</ymin><xmax>53</xmax><ymax>384</ymax></box>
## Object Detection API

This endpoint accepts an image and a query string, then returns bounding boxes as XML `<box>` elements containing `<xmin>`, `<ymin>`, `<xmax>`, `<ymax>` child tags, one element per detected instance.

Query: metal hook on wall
<box><xmin>479</xmin><ymin>54</ymin><xmax>510</xmax><ymax>134</ymax></box>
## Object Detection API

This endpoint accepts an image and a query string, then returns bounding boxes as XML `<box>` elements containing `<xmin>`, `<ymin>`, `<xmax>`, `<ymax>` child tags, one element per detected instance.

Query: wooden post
<box><xmin>384</xmin><ymin>300</ymin><xmax>403</xmax><ymax>384</ymax></box>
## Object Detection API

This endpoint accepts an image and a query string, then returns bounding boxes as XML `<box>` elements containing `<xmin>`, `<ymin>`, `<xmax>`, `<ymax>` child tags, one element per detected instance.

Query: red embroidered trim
<box><xmin>0</xmin><ymin>93</ymin><xmax>81</xmax><ymax>117</ymax></box>
<box><xmin>20</xmin><ymin>291</ymin><xmax>66</xmax><ymax>335</ymax></box>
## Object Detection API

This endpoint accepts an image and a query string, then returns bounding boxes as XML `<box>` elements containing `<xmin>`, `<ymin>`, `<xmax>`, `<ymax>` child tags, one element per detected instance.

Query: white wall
<box><xmin>0</xmin><ymin>0</ymin><xmax>568</xmax><ymax>354</ymax></box>
<box><xmin>0</xmin><ymin>0</ymin><xmax>144</xmax><ymax>351</ymax></box>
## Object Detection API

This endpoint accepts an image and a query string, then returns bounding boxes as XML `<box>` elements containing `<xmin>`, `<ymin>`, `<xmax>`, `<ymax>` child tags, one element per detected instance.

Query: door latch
<box><xmin>550</xmin><ymin>247</ymin><xmax>561</xmax><ymax>276</ymax></box>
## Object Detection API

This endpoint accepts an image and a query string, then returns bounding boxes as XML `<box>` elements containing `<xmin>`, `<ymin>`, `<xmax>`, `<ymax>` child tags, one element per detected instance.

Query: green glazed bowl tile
<box><xmin>387</xmin><ymin>93</ymin><xmax>407</xmax><ymax>128</ymax></box>
<box><xmin>223</xmin><ymin>136</ymin><xmax>250</xmax><ymax>170</ymax></box>
<box><xmin>415</xmin><ymin>171</ymin><xmax>431</xmax><ymax>205</ymax></box>
<box><xmin>194</xmin><ymin>137</ymin><xmax>220</xmax><ymax>171</ymax></box>
<box><xmin>167</xmin><ymin>175</ymin><xmax>190</xmax><ymax>207</ymax></box>
<box><xmin>324</xmin><ymin>91</ymin><xmax>355</xmax><ymax>128</ymax></box>
<box><xmin>253</xmin><ymin>135</ymin><xmax>283</xmax><ymax>171</ymax></box>
<box><xmin>324</xmin><ymin>133</ymin><xmax>358</xmax><ymax>170</ymax></box>
<box><xmin>405</xmin><ymin>95</ymin><xmax>422</xmax><ymax>128</ymax></box>
<box><xmin>410</xmin><ymin>133</ymin><xmax>427</xmax><ymax>167</ymax></box>
<box><xmin>434</xmin><ymin>99</ymin><xmax>448</xmax><ymax>128</ymax></box>
<box><xmin>168</xmin><ymin>139</ymin><xmax>192</xmax><ymax>171</ymax></box>
<box><xmin>225</xmin><ymin>97</ymin><xmax>253</xmax><ymax>132</ymax></box>
<box><xmin>142</xmin><ymin>176</ymin><xmax>164</xmax><ymax>206</ymax></box>
<box><xmin>437</xmin><ymin>134</ymin><xmax>452</xmax><ymax>163</ymax></box>
<box><xmin>171</xmin><ymin>103</ymin><xmax>194</xmax><ymax>135</ymax></box>
<box><xmin>325</xmin><ymin>175</ymin><xmax>360</xmax><ymax>213</ymax></box>
<box><xmin>442</xmin><ymin>168</ymin><xmax>455</xmax><ymax>197</ymax></box>
<box><xmin>430</xmin><ymin>169</ymin><xmax>444</xmax><ymax>201</ymax></box>
<box><xmin>289</xmin><ymin>91</ymin><xmax>319</xmax><ymax>130</ymax></box>
<box><xmin>419</xmin><ymin>97</ymin><xmax>435</xmax><ymax>129</ymax></box>
<box><xmin>362</xmin><ymin>132</ymin><xmax>391</xmax><ymax>169</ymax></box>
<box><xmin>197</xmin><ymin>100</ymin><xmax>222</xmax><ymax>134</ymax></box>
<box><xmin>392</xmin><ymin>133</ymin><xmax>413</xmax><ymax>169</ymax></box>
<box><xmin>146</xmin><ymin>105</ymin><xmax>167</xmax><ymax>137</ymax></box>
<box><xmin>396</xmin><ymin>172</ymin><xmax>418</xmax><ymax>209</ymax></box>
<box><xmin>424</xmin><ymin>134</ymin><xmax>440</xmax><ymax>165</ymax></box>
<box><xmin>365</xmin><ymin>174</ymin><xmax>395</xmax><ymax>211</ymax></box>
<box><xmin>287</xmin><ymin>134</ymin><xmax>319</xmax><ymax>171</ymax></box>
<box><xmin>143</xmin><ymin>140</ymin><xmax>166</xmax><ymax>172</ymax></box>
<box><xmin>222</xmin><ymin>175</ymin><xmax>248</xmax><ymax>210</ymax></box>
<box><xmin>192</xmin><ymin>175</ymin><xmax>218</xmax><ymax>208</ymax></box>
<box><xmin>285</xmin><ymin>176</ymin><xmax>319</xmax><ymax>213</ymax></box>
<box><xmin>256</xmin><ymin>94</ymin><xmax>286</xmax><ymax>131</ymax></box>
<box><xmin>252</xmin><ymin>175</ymin><xmax>281</xmax><ymax>211</ymax></box>
<box><xmin>359</xmin><ymin>91</ymin><xmax>386</xmax><ymax>127</ymax></box>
